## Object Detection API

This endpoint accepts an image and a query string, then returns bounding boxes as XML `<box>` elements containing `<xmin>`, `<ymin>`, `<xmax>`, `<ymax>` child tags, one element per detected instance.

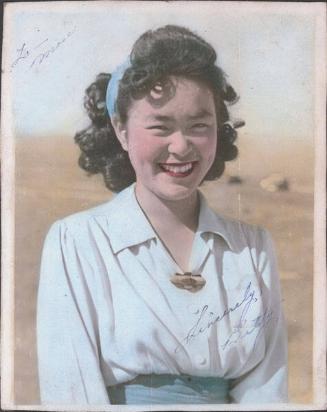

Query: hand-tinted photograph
<box><xmin>1</xmin><ymin>1</ymin><xmax>326</xmax><ymax>411</ymax></box>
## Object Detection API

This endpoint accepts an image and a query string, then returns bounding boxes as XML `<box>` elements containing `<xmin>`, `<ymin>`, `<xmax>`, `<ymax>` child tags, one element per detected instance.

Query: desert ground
<box><xmin>13</xmin><ymin>134</ymin><xmax>314</xmax><ymax>404</ymax></box>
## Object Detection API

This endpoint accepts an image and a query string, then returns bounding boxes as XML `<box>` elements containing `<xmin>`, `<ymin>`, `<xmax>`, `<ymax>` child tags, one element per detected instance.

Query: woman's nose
<box><xmin>168</xmin><ymin>131</ymin><xmax>193</xmax><ymax>157</ymax></box>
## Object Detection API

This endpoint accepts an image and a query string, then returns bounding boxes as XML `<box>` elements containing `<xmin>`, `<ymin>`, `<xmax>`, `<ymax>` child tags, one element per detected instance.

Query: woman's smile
<box><xmin>158</xmin><ymin>161</ymin><xmax>198</xmax><ymax>177</ymax></box>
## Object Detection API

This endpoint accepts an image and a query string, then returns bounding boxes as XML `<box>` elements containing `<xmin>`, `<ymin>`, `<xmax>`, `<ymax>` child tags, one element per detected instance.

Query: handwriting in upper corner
<box><xmin>10</xmin><ymin>27</ymin><xmax>77</xmax><ymax>72</ymax></box>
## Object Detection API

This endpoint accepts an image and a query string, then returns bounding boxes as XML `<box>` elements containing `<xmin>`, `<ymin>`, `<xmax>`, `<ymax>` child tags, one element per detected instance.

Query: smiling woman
<box><xmin>36</xmin><ymin>25</ymin><xmax>288</xmax><ymax>406</ymax></box>
<box><xmin>113</xmin><ymin>76</ymin><xmax>218</xmax><ymax>203</ymax></box>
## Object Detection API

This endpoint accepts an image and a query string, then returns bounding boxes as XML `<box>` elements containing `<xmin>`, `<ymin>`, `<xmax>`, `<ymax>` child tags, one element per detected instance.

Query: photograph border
<box><xmin>1</xmin><ymin>1</ymin><xmax>326</xmax><ymax>411</ymax></box>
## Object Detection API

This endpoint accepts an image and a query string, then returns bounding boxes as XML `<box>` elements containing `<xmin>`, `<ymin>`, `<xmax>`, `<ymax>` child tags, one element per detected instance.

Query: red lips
<box><xmin>159</xmin><ymin>161</ymin><xmax>197</xmax><ymax>177</ymax></box>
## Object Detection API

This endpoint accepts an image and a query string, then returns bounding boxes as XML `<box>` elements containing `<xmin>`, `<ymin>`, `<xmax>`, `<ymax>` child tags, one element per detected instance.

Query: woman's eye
<box><xmin>192</xmin><ymin>123</ymin><xmax>209</xmax><ymax>129</ymax></box>
<box><xmin>146</xmin><ymin>125</ymin><xmax>170</xmax><ymax>132</ymax></box>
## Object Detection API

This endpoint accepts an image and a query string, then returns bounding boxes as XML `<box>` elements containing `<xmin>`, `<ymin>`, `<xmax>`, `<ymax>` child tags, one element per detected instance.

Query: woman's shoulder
<box><xmin>205</xmin><ymin>206</ymin><xmax>273</xmax><ymax>253</ymax></box>
<box><xmin>218</xmin><ymin>212</ymin><xmax>269</xmax><ymax>237</ymax></box>
<box><xmin>47</xmin><ymin>185</ymin><xmax>134</xmax><ymax>238</ymax></box>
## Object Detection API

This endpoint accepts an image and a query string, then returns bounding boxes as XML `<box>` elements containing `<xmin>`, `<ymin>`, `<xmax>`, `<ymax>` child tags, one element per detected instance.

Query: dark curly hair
<box><xmin>75</xmin><ymin>25</ymin><xmax>242</xmax><ymax>192</ymax></box>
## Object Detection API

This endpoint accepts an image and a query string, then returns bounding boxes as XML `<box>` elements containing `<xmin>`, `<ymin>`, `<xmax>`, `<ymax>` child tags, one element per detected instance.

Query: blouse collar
<box><xmin>102</xmin><ymin>184</ymin><xmax>236</xmax><ymax>254</ymax></box>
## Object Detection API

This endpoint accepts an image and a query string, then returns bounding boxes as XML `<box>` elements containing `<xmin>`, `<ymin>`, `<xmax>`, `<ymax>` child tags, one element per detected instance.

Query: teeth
<box><xmin>161</xmin><ymin>163</ymin><xmax>193</xmax><ymax>173</ymax></box>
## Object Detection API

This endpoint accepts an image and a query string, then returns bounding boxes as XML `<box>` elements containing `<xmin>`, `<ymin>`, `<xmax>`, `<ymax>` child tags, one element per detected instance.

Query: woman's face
<box><xmin>117</xmin><ymin>76</ymin><xmax>218</xmax><ymax>202</ymax></box>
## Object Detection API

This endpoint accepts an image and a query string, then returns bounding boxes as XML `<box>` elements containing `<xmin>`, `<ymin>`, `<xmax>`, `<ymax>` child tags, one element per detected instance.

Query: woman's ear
<box><xmin>111</xmin><ymin>115</ymin><xmax>128</xmax><ymax>151</ymax></box>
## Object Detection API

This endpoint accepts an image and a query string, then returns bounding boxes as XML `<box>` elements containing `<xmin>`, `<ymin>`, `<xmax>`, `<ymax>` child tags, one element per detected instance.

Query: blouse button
<box><xmin>195</xmin><ymin>355</ymin><xmax>207</xmax><ymax>366</ymax></box>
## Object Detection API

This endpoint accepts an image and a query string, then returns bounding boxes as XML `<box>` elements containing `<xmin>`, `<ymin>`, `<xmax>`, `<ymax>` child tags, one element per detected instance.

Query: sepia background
<box><xmin>4</xmin><ymin>0</ymin><xmax>322</xmax><ymax>405</ymax></box>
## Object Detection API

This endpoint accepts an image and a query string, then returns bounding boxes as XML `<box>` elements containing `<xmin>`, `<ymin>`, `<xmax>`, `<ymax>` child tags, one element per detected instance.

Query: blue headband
<box><xmin>106</xmin><ymin>58</ymin><xmax>131</xmax><ymax>118</ymax></box>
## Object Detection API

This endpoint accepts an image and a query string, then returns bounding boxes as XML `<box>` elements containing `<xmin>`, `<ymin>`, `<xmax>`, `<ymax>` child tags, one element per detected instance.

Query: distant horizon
<box><xmin>16</xmin><ymin>130</ymin><xmax>315</xmax><ymax>188</ymax></box>
<box><xmin>15</xmin><ymin>131</ymin><xmax>314</xmax><ymax>146</ymax></box>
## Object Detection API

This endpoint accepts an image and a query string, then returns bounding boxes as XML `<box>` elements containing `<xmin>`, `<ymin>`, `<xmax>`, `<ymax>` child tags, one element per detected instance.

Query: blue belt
<box><xmin>107</xmin><ymin>374</ymin><xmax>230</xmax><ymax>405</ymax></box>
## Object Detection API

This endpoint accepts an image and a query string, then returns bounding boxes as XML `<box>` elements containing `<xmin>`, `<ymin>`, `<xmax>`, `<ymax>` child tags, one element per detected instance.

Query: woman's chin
<box><xmin>135</xmin><ymin>172</ymin><xmax>203</xmax><ymax>203</ymax></box>
<box><xmin>150</xmin><ymin>182</ymin><xmax>199</xmax><ymax>203</ymax></box>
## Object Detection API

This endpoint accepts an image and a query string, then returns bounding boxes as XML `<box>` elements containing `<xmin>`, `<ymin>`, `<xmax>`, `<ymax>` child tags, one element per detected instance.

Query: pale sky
<box><xmin>3</xmin><ymin>1</ymin><xmax>322</xmax><ymax>142</ymax></box>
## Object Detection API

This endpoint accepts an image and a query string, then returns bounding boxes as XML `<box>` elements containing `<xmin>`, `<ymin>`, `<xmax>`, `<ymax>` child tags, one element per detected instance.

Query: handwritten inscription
<box><xmin>11</xmin><ymin>27</ymin><xmax>76</xmax><ymax>71</ymax></box>
<box><xmin>221</xmin><ymin>308</ymin><xmax>274</xmax><ymax>351</ymax></box>
<box><xmin>178</xmin><ymin>282</ymin><xmax>258</xmax><ymax>350</ymax></box>
<box><xmin>175</xmin><ymin>281</ymin><xmax>276</xmax><ymax>353</ymax></box>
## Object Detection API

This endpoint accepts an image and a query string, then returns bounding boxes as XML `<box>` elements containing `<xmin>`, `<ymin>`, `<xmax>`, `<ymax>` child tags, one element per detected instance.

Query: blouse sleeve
<box><xmin>229</xmin><ymin>227</ymin><xmax>288</xmax><ymax>403</ymax></box>
<box><xmin>37</xmin><ymin>220</ymin><xmax>110</xmax><ymax>405</ymax></box>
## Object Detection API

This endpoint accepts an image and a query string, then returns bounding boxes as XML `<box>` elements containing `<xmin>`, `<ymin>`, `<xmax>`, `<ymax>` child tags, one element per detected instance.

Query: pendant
<box><xmin>170</xmin><ymin>272</ymin><xmax>206</xmax><ymax>293</ymax></box>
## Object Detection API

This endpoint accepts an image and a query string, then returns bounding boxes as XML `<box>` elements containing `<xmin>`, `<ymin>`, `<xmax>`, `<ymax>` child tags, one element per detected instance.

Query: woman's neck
<box><xmin>135</xmin><ymin>184</ymin><xmax>199</xmax><ymax>232</ymax></box>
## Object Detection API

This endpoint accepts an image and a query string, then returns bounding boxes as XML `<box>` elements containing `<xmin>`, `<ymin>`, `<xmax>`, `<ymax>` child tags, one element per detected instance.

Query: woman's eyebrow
<box><xmin>187</xmin><ymin>110</ymin><xmax>214</xmax><ymax>120</ymax></box>
<box><xmin>145</xmin><ymin>114</ymin><xmax>173</xmax><ymax>122</ymax></box>
<box><xmin>145</xmin><ymin>110</ymin><xmax>214</xmax><ymax>122</ymax></box>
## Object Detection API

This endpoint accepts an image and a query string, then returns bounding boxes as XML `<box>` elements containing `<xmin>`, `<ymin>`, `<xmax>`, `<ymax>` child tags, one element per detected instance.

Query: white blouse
<box><xmin>37</xmin><ymin>184</ymin><xmax>288</xmax><ymax>405</ymax></box>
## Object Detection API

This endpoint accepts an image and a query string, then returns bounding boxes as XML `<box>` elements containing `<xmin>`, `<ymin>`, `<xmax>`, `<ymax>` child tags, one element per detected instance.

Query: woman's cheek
<box><xmin>128</xmin><ymin>139</ymin><xmax>163</xmax><ymax>167</ymax></box>
<box><xmin>205</xmin><ymin>139</ymin><xmax>218</xmax><ymax>168</ymax></box>
<box><xmin>199</xmin><ymin>135</ymin><xmax>217</xmax><ymax>157</ymax></box>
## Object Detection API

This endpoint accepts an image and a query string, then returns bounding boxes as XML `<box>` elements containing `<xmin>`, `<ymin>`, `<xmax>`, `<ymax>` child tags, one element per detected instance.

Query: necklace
<box><xmin>170</xmin><ymin>272</ymin><xmax>206</xmax><ymax>293</ymax></box>
<box><xmin>133</xmin><ymin>190</ymin><xmax>204</xmax><ymax>293</ymax></box>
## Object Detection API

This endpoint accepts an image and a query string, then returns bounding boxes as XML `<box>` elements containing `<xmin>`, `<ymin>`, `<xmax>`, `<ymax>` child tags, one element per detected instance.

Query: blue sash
<box><xmin>107</xmin><ymin>374</ymin><xmax>230</xmax><ymax>405</ymax></box>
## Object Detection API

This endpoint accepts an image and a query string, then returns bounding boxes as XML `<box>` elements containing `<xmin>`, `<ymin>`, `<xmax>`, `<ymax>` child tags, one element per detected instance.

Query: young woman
<box><xmin>37</xmin><ymin>25</ymin><xmax>288</xmax><ymax>405</ymax></box>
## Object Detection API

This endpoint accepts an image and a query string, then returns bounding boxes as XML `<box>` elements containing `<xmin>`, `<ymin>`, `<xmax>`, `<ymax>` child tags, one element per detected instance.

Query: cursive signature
<box><xmin>221</xmin><ymin>308</ymin><xmax>274</xmax><ymax>351</ymax></box>
<box><xmin>175</xmin><ymin>281</ymin><xmax>259</xmax><ymax>353</ymax></box>
<box><xmin>11</xmin><ymin>27</ymin><xmax>76</xmax><ymax>71</ymax></box>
